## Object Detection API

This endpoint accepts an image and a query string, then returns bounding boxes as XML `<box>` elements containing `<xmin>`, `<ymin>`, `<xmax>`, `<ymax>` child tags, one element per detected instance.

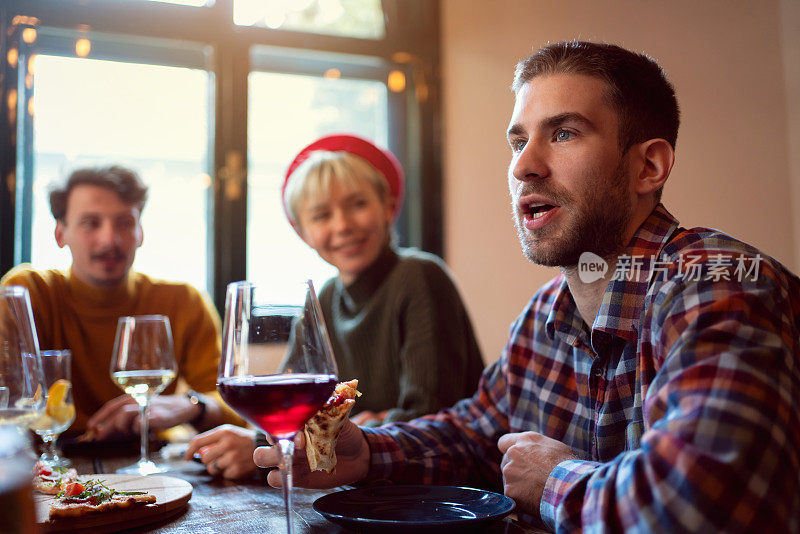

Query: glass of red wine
<box><xmin>218</xmin><ymin>280</ymin><xmax>338</xmax><ymax>534</ymax></box>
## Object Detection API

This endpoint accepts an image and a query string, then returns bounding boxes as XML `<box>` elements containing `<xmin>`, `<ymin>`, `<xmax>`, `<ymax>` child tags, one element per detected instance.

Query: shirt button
<box><xmin>593</xmin><ymin>366</ymin><xmax>603</xmax><ymax>377</ymax></box>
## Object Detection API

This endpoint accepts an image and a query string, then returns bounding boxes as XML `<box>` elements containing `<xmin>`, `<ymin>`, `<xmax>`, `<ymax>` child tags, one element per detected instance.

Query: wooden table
<box><xmin>53</xmin><ymin>443</ymin><xmax>546</xmax><ymax>533</ymax></box>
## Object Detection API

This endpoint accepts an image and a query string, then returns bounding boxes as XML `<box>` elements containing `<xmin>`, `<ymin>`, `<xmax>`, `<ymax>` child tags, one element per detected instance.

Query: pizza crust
<box><xmin>304</xmin><ymin>398</ymin><xmax>355</xmax><ymax>473</ymax></box>
<box><xmin>34</xmin><ymin>480</ymin><xmax>67</xmax><ymax>495</ymax></box>
<box><xmin>304</xmin><ymin>379</ymin><xmax>360</xmax><ymax>473</ymax></box>
<box><xmin>49</xmin><ymin>493</ymin><xmax>156</xmax><ymax>519</ymax></box>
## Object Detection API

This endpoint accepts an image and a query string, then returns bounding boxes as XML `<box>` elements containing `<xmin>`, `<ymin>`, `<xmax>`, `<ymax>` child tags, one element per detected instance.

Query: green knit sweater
<box><xmin>318</xmin><ymin>246</ymin><xmax>485</xmax><ymax>423</ymax></box>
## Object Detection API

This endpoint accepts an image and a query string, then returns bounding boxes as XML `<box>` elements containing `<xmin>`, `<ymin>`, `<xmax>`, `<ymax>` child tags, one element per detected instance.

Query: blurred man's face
<box><xmin>55</xmin><ymin>185</ymin><xmax>143</xmax><ymax>288</ymax></box>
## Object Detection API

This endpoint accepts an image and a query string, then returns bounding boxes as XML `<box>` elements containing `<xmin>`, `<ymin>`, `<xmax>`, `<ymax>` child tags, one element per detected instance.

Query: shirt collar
<box><xmin>546</xmin><ymin>204</ymin><xmax>680</xmax><ymax>348</ymax></box>
<box><xmin>545</xmin><ymin>276</ymin><xmax>590</xmax><ymax>349</ymax></box>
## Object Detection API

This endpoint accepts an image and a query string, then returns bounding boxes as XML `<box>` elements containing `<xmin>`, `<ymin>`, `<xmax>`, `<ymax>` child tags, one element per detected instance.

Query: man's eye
<box><xmin>554</xmin><ymin>129</ymin><xmax>576</xmax><ymax>142</ymax></box>
<box><xmin>510</xmin><ymin>138</ymin><xmax>527</xmax><ymax>152</ymax></box>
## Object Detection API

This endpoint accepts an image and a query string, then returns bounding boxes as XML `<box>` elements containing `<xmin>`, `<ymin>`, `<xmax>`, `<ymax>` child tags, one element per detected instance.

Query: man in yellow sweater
<box><xmin>1</xmin><ymin>165</ymin><xmax>233</xmax><ymax>438</ymax></box>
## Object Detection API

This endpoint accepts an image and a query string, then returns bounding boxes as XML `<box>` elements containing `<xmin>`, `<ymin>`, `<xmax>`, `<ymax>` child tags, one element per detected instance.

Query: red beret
<box><xmin>282</xmin><ymin>134</ymin><xmax>404</xmax><ymax>229</ymax></box>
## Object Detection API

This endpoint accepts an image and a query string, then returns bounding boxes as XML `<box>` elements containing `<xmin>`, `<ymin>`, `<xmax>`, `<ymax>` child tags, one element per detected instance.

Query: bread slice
<box><xmin>46</xmin><ymin>478</ymin><xmax>157</xmax><ymax>520</ymax></box>
<box><xmin>33</xmin><ymin>463</ymin><xmax>78</xmax><ymax>495</ymax></box>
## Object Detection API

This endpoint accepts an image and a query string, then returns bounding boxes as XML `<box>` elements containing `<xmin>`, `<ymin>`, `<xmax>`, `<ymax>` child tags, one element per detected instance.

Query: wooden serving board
<box><xmin>35</xmin><ymin>474</ymin><xmax>192</xmax><ymax>533</ymax></box>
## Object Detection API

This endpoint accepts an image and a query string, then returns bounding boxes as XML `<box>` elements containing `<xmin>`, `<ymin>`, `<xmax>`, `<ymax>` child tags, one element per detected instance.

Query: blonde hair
<box><xmin>284</xmin><ymin>151</ymin><xmax>390</xmax><ymax>226</ymax></box>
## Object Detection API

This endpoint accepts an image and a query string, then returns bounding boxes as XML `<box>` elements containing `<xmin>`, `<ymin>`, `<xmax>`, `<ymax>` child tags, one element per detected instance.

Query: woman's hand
<box><xmin>185</xmin><ymin>424</ymin><xmax>258</xmax><ymax>480</ymax></box>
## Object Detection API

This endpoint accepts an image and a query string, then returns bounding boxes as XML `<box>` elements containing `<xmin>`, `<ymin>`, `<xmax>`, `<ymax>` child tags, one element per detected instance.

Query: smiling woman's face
<box><xmin>297</xmin><ymin>179</ymin><xmax>394</xmax><ymax>285</ymax></box>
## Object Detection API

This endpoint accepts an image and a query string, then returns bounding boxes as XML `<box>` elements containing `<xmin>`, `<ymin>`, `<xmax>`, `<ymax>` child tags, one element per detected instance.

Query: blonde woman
<box><xmin>187</xmin><ymin>134</ymin><xmax>484</xmax><ymax>479</ymax></box>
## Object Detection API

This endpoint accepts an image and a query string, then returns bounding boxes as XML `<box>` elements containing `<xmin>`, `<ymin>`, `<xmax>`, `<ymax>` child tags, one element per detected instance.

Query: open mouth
<box><xmin>525</xmin><ymin>203</ymin><xmax>557</xmax><ymax>220</ymax></box>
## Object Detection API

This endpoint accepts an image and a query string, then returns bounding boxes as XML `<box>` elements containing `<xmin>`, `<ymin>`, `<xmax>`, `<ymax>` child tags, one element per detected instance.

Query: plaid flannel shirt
<box><xmin>362</xmin><ymin>204</ymin><xmax>800</xmax><ymax>532</ymax></box>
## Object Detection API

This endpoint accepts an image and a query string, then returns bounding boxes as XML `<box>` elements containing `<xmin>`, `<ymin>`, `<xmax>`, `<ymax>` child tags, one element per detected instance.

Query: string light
<box><xmin>11</xmin><ymin>16</ymin><xmax>40</xmax><ymax>26</ymax></box>
<box><xmin>390</xmin><ymin>52</ymin><xmax>429</xmax><ymax>103</ymax></box>
<box><xmin>7</xmin><ymin>89</ymin><xmax>17</xmax><ymax>113</ymax></box>
<box><xmin>21</xmin><ymin>28</ymin><xmax>37</xmax><ymax>44</ymax></box>
<box><xmin>7</xmin><ymin>48</ymin><xmax>18</xmax><ymax>69</ymax></box>
<box><xmin>387</xmin><ymin>70</ymin><xmax>405</xmax><ymax>93</ymax></box>
<box><xmin>75</xmin><ymin>38</ymin><xmax>91</xmax><ymax>58</ymax></box>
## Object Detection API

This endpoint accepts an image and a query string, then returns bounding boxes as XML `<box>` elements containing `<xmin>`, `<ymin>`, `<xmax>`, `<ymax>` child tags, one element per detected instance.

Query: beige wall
<box><xmin>783</xmin><ymin>0</ymin><xmax>800</xmax><ymax>269</ymax></box>
<box><xmin>440</xmin><ymin>0</ymin><xmax>799</xmax><ymax>363</ymax></box>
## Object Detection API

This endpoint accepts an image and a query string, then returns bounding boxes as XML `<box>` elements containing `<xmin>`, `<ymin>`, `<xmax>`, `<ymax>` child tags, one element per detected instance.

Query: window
<box><xmin>247</xmin><ymin>70</ymin><xmax>388</xmax><ymax>300</ymax></box>
<box><xmin>0</xmin><ymin>0</ymin><xmax>442</xmax><ymax>312</ymax></box>
<box><xmin>29</xmin><ymin>54</ymin><xmax>212</xmax><ymax>291</ymax></box>
<box><xmin>147</xmin><ymin>0</ymin><xmax>209</xmax><ymax>5</ymax></box>
<box><xmin>234</xmin><ymin>0</ymin><xmax>385</xmax><ymax>40</ymax></box>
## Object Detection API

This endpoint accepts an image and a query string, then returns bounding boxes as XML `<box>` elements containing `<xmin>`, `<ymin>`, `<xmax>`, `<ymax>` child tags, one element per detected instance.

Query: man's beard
<box><xmin>513</xmin><ymin>159</ymin><xmax>633</xmax><ymax>267</ymax></box>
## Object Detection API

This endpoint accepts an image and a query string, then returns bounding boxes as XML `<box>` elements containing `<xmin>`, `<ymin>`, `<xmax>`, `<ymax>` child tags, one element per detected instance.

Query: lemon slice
<box><xmin>45</xmin><ymin>379</ymin><xmax>71</xmax><ymax>417</ymax></box>
<box><xmin>50</xmin><ymin>404</ymin><xmax>75</xmax><ymax>423</ymax></box>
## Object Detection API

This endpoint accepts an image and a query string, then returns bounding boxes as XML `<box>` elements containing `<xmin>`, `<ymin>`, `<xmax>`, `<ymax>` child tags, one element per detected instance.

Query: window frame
<box><xmin>0</xmin><ymin>0</ymin><xmax>443</xmax><ymax>312</ymax></box>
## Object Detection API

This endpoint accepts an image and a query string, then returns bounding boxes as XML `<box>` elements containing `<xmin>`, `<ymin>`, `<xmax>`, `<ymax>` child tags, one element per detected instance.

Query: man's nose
<box><xmin>97</xmin><ymin>221</ymin><xmax>121</xmax><ymax>245</ymax></box>
<box><xmin>511</xmin><ymin>140</ymin><xmax>549</xmax><ymax>183</ymax></box>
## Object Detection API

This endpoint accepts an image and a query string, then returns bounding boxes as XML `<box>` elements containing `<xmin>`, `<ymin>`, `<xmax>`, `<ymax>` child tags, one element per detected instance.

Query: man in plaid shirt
<box><xmin>256</xmin><ymin>41</ymin><xmax>800</xmax><ymax>532</ymax></box>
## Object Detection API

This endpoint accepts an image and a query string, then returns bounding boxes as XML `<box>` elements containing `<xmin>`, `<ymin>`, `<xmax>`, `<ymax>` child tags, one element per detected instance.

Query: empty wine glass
<box><xmin>0</xmin><ymin>286</ymin><xmax>46</xmax><ymax>429</ymax></box>
<box><xmin>110</xmin><ymin>315</ymin><xmax>177</xmax><ymax>475</ymax></box>
<box><xmin>29</xmin><ymin>350</ymin><xmax>75</xmax><ymax>468</ymax></box>
<box><xmin>218</xmin><ymin>280</ymin><xmax>338</xmax><ymax>534</ymax></box>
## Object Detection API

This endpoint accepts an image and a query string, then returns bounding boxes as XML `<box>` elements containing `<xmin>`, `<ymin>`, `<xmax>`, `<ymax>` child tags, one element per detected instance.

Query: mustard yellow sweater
<box><xmin>1</xmin><ymin>265</ymin><xmax>229</xmax><ymax>432</ymax></box>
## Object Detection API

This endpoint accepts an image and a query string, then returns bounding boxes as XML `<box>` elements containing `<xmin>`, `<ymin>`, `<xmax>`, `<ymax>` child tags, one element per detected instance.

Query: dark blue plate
<box><xmin>313</xmin><ymin>485</ymin><xmax>515</xmax><ymax>532</ymax></box>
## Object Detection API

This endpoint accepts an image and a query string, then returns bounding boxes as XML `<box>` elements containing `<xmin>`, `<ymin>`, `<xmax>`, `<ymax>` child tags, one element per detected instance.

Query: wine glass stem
<box><xmin>278</xmin><ymin>438</ymin><xmax>295</xmax><ymax>534</ymax></box>
<box><xmin>138</xmin><ymin>401</ymin><xmax>149</xmax><ymax>464</ymax></box>
<box><xmin>44</xmin><ymin>435</ymin><xmax>58</xmax><ymax>460</ymax></box>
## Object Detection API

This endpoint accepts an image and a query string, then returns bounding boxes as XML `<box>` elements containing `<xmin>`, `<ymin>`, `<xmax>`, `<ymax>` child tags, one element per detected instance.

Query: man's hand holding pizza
<box><xmin>253</xmin><ymin>380</ymin><xmax>370</xmax><ymax>488</ymax></box>
<box><xmin>253</xmin><ymin>419</ymin><xmax>370</xmax><ymax>489</ymax></box>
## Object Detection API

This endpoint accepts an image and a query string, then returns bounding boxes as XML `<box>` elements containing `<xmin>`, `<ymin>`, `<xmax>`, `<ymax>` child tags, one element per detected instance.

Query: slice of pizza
<box><xmin>304</xmin><ymin>379</ymin><xmax>360</xmax><ymax>473</ymax></box>
<box><xmin>33</xmin><ymin>461</ymin><xmax>78</xmax><ymax>495</ymax></box>
<box><xmin>48</xmin><ymin>479</ymin><xmax>156</xmax><ymax>520</ymax></box>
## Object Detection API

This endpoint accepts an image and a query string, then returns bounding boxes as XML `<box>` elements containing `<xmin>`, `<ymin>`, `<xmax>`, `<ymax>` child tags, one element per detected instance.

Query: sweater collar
<box><xmin>66</xmin><ymin>268</ymin><xmax>137</xmax><ymax>308</ymax></box>
<box><xmin>338</xmin><ymin>245</ymin><xmax>399</xmax><ymax>306</ymax></box>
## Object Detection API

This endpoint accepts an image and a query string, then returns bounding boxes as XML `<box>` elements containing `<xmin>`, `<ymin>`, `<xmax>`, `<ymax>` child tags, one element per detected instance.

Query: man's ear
<box><xmin>632</xmin><ymin>138</ymin><xmax>674</xmax><ymax>196</ymax></box>
<box><xmin>54</xmin><ymin>220</ymin><xmax>66</xmax><ymax>248</ymax></box>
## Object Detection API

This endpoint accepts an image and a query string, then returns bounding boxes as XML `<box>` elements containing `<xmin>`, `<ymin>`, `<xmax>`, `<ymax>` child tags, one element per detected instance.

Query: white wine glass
<box><xmin>111</xmin><ymin>315</ymin><xmax>177</xmax><ymax>475</ymax></box>
<box><xmin>0</xmin><ymin>286</ymin><xmax>46</xmax><ymax>428</ymax></box>
<box><xmin>218</xmin><ymin>280</ymin><xmax>338</xmax><ymax>534</ymax></box>
<box><xmin>30</xmin><ymin>350</ymin><xmax>75</xmax><ymax>467</ymax></box>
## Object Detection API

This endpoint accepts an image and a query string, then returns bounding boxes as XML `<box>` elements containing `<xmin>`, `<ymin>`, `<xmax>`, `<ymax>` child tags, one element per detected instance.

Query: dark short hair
<box><xmin>49</xmin><ymin>165</ymin><xmax>149</xmax><ymax>221</ymax></box>
<box><xmin>513</xmin><ymin>41</ymin><xmax>680</xmax><ymax>153</ymax></box>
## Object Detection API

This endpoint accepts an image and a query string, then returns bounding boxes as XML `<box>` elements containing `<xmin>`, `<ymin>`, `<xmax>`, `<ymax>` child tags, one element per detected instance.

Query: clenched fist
<box><xmin>497</xmin><ymin>432</ymin><xmax>577</xmax><ymax>516</ymax></box>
